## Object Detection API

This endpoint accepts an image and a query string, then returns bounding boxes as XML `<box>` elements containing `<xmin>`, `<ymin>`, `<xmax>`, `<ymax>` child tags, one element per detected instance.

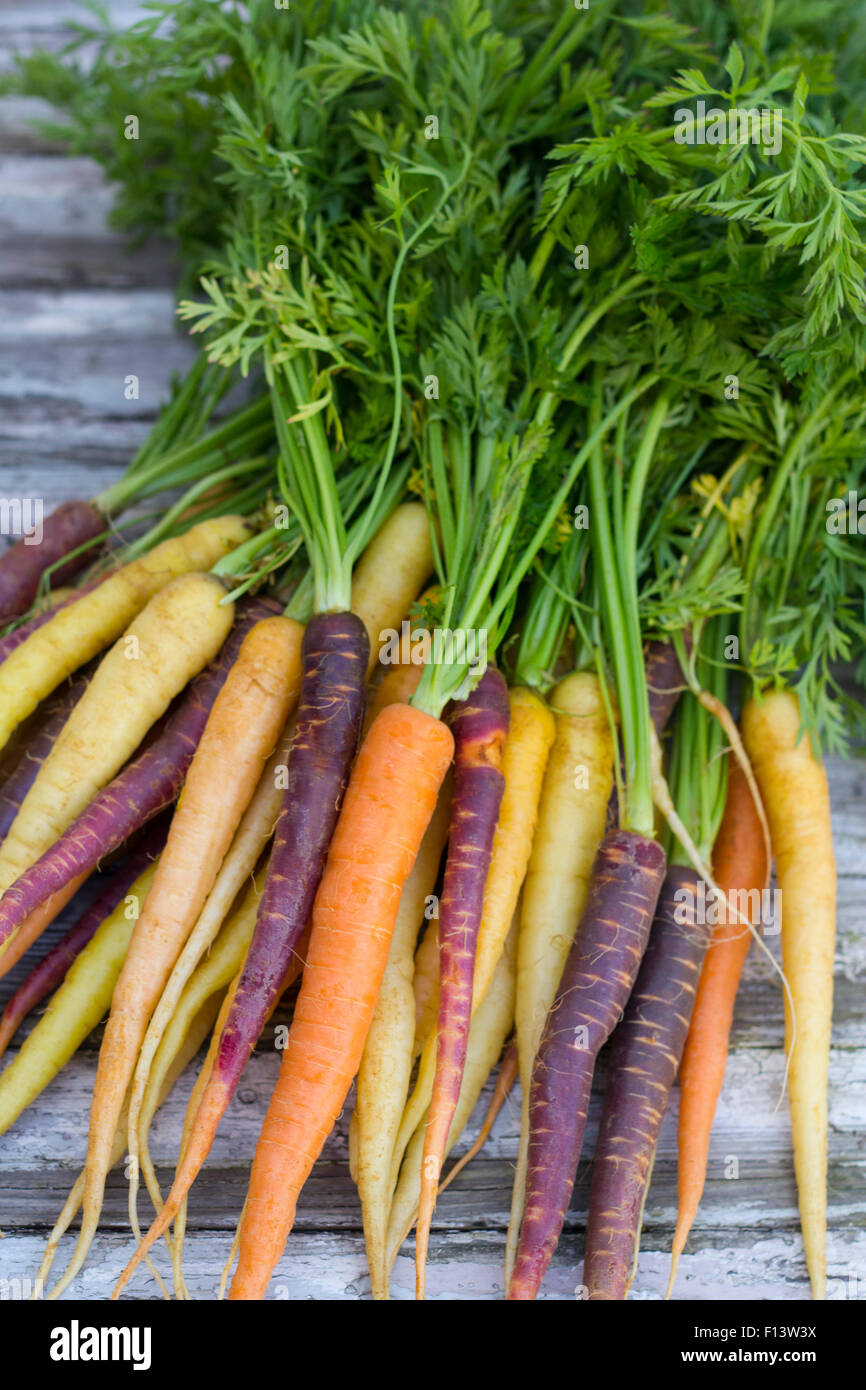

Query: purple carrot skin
<box><xmin>645</xmin><ymin>634</ymin><xmax>691</xmax><ymax>734</ymax></box>
<box><xmin>0</xmin><ymin>501</ymin><xmax>105</xmax><ymax>625</ymax></box>
<box><xmin>0</xmin><ymin>816</ymin><xmax>170</xmax><ymax>1061</ymax></box>
<box><xmin>607</xmin><ymin>637</ymin><xmax>690</xmax><ymax>830</ymax></box>
<box><xmin>208</xmin><ymin>611</ymin><xmax>369</xmax><ymax>1086</ymax></box>
<box><xmin>0</xmin><ymin>575</ymin><xmax>104</xmax><ymax>665</ymax></box>
<box><xmin>0</xmin><ymin>676</ymin><xmax>90</xmax><ymax>840</ymax></box>
<box><xmin>584</xmin><ymin>868</ymin><xmax>708</xmax><ymax>1299</ymax></box>
<box><xmin>108</xmin><ymin>612</ymin><xmax>370</xmax><ymax>1266</ymax></box>
<box><xmin>507</xmin><ymin>830</ymin><xmax>667</xmax><ymax>1301</ymax></box>
<box><xmin>415</xmin><ymin>667</ymin><xmax>509</xmax><ymax>1298</ymax></box>
<box><xmin>0</xmin><ymin>596</ymin><xmax>279</xmax><ymax>948</ymax></box>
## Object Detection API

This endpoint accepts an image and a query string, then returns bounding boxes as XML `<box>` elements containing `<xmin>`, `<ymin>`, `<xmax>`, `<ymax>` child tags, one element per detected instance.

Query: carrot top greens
<box><xmin>10</xmin><ymin>0</ymin><xmax>866</xmax><ymax>738</ymax></box>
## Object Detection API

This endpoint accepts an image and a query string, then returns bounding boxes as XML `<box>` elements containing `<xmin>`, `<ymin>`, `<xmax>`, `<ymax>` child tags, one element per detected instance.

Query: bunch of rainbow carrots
<box><xmin>1</xmin><ymin>0</ymin><xmax>864</xmax><ymax>1300</ymax></box>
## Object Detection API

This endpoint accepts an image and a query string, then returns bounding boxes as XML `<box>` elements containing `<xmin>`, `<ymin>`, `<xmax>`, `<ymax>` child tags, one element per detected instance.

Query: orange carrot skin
<box><xmin>508</xmin><ymin>831</ymin><xmax>666</xmax><ymax>1301</ymax></box>
<box><xmin>584</xmin><ymin>867</ymin><xmax>709</xmax><ymax>1298</ymax></box>
<box><xmin>674</xmin><ymin>760</ymin><xmax>768</xmax><ymax>1255</ymax></box>
<box><xmin>416</xmin><ymin>668</ymin><xmax>509</xmax><ymax>1290</ymax></box>
<box><xmin>229</xmin><ymin>701</ymin><xmax>454</xmax><ymax>1300</ymax></box>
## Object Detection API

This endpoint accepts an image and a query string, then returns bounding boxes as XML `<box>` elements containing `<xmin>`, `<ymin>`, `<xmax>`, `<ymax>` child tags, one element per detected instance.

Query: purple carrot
<box><xmin>607</xmin><ymin>636</ymin><xmax>690</xmax><ymax>829</ymax></box>
<box><xmin>0</xmin><ymin>596</ymin><xmax>279</xmax><ymax>951</ymax></box>
<box><xmin>208</xmin><ymin>611</ymin><xmax>369</xmax><ymax>1080</ymax></box>
<box><xmin>507</xmin><ymin>829</ymin><xmax>666</xmax><ymax>1300</ymax></box>
<box><xmin>415</xmin><ymin>666</ymin><xmax>510</xmax><ymax>1295</ymax></box>
<box><xmin>0</xmin><ymin>501</ymin><xmax>105</xmax><ymax>625</ymax></box>
<box><xmin>645</xmin><ymin>633</ymin><xmax>691</xmax><ymax>734</ymax></box>
<box><xmin>0</xmin><ymin>675</ymin><xmax>90</xmax><ymax>840</ymax></box>
<box><xmin>0</xmin><ymin>574</ymin><xmax>104</xmax><ymax>666</ymax></box>
<box><xmin>584</xmin><ymin>867</ymin><xmax>709</xmax><ymax>1299</ymax></box>
<box><xmin>0</xmin><ymin>816</ymin><xmax>170</xmax><ymax>1061</ymax></box>
<box><xmin>102</xmin><ymin>609</ymin><xmax>370</xmax><ymax>1256</ymax></box>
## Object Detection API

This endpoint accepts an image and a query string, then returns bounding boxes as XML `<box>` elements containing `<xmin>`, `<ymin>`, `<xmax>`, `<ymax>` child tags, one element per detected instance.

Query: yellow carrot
<box><xmin>0</xmin><ymin>863</ymin><xmax>158</xmax><ymax>1136</ymax></box>
<box><xmin>389</xmin><ymin>688</ymin><xmax>554</xmax><ymax>1194</ymax></box>
<box><xmin>0</xmin><ymin>572</ymin><xmax>235</xmax><ymax>917</ymax></box>
<box><xmin>386</xmin><ymin>919</ymin><xmax>518</xmax><ymax>1280</ymax></box>
<box><xmin>0</xmin><ymin>515</ymin><xmax>249</xmax><ymax>750</ymax></box>
<box><xmin>742</xmin><ymin>689</ymin><xmax>836</xmax><ymax>1300</ymax></box>
<box><xmin>124</xmin><ymin>813</ymin><xmax>287</xmax><ymax>1249</ymax></box>
<box><xmin>135</xmin><ymin>882</ymin><xmax>266</xmax><ymax>1230</ymax></box>
<box><xmin>412</xmin><ymin>919</ymin><xmax>440</xmax><ymax>1059</ymax></box>
<box><xmin>505</xmin><ymin>671</ymin><xmax>614</xmax><ymax>1281</ymax></box>
<box><xmin>32</xmin><ymin>975</ymin><xmax>221</xmax><ymax>1297</ymax></box>
<box><xmin>47</xmin><ymin>615</ymin><xmax>301</xmax><ymax>1299</ymax></box>
<box><xmin>349</xmin><ymin>502</ymin><xmax>433</xmax><ymax>675</ymax></box>
<box><xmin>351</xmin><ymin>775</ymin><xmax>451</xmax><ymax>1298</ymax></box>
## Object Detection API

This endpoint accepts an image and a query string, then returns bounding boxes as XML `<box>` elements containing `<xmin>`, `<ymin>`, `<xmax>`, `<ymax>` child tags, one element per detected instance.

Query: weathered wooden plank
<box><xmin>0</xmin><ymin>288</ymin><xmax>182</xmax><ymax>341</ymax></box>
<box><xmin>0</xmin><ymin>0</ymin><xmax>149</xmax><ymax>75</ymax></box>
<box><xmin>0</xmin><ymin>156</ymin><xmax>124</xmax><ymax>239</ymax></box>
<box><xmin>0</xmin><ymin>339</ymin><xmax>196</xmax><ymax>436</ymax></box>
<box><xmin>0</xmin><ymin>154</ymin><xmax>177</xmax><ymax>287</ymax></box>
<box><xmin>1</xmin><ymin>1045</ymin><xmax>863</xmax><ymax>1230</ymax></box>
<box><xmin>0</xmin><ymin>236</ymin><xmax>176</xmax><ymax>291</ymax></box>
<box><xmin>2</xmin><ymin>1226</ymin><xmax>865</xmax><ymax>1301</ymax></box>
<box><xmin>0</xmin><ymin>96</ymin><xmax>71</xmax><ymax>154</ymax></box>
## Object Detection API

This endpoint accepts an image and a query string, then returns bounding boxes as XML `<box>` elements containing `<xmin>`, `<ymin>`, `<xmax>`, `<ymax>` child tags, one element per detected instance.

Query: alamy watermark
<box><xmin>49</xmin><ymin>1320</ymin><xmax>152</xmax><ymax>1371</ymax></box>
<box><xmin>378</xmin><ymin>620</ymin><xmax>487</xmax><ymax>670</ymax></box>
<box><xmin>674</xmin><ymin>881</ymin><xmax>781</xmax><ymax>933</ymax></box>
<box><xmin>826</xmin><ymin>491</ymin><xmax>866</xmax><ymax>535</ymax></box>
<box><xmin>674</xmin><ymin>100</ymin><xmax>782</xmax><ymax>157</ymax></box>
<box><xmin>0</xmin><ymin>497</ymin><xmax>43</xmax><ymax>546</ymax></box>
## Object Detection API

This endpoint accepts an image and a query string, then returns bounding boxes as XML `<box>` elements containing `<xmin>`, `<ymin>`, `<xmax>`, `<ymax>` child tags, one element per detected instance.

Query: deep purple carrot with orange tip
<box><xmin>414</xmin><ymin>666</ymin><xmax>510</xmax><ymax>1298</ymax></box>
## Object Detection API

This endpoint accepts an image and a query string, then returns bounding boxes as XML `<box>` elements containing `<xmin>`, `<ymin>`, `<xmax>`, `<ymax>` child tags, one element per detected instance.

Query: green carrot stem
<box><xmin>96</xmin><ymin>397</ymin><xmax>273</xmax><ymax>513</ymax></box>
<box><xmin>121</xmin><ymin>457</ymin><xmax>271</xmax><ymax>561</ymax></box>
<box><xmin>587</xmin><ymin>375</ymin><xmax>666</xmax><ymax>835</ymax></box>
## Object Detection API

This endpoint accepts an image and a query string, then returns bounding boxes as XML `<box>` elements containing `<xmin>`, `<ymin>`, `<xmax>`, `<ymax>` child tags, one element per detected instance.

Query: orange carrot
<box><xmin>227</xmin><ymin>700</ymin><xmax>454</xmax><ymax>1299</ymax></box>
<box><xmin>668</xmin><ymin>757</ymin><xmax>769</xmax><ymax>1294</ymax></box>
<box><xmin>364</xmin><ymin>664</ymin><xmax>423</xmax><ymax>734</ymax></box>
